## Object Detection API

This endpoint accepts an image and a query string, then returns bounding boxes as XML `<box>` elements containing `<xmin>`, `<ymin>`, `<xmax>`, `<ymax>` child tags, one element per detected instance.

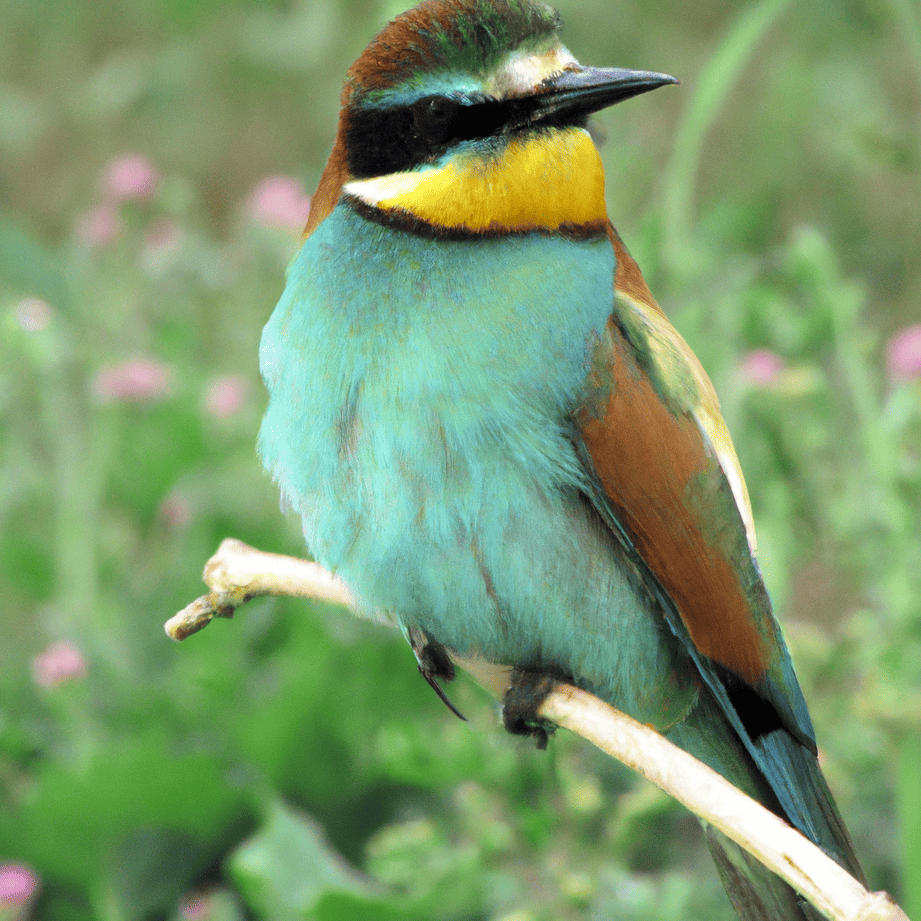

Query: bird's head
<box><xmin>305</xmin><ymin>0</ymin><xmax>676</xmax><ymax>238</ymax></box>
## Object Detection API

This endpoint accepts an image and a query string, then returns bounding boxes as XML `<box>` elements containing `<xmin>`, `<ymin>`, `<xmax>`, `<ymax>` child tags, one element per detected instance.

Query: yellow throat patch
<box><xmin>344</xmin><ymin>126</ymin><xmax>607</xmax><ymax>233</ymax></box>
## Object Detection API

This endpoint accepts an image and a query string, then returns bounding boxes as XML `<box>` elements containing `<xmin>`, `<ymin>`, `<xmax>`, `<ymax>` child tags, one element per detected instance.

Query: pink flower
<box><xmin>740</xmin><ymin>349</ymin><xmax>785</xmax><ymax>387</ymax></box>
<box><xmin>158</xmin><ymin>492</ymin><xmax>194</xmax><ymax>529</ymax></box>
<box><xmin>78</xmin><ymin>202</ymin><xmax>121</xmax><ymax>247</ymax></box>
<box><xmin>886</xmin><ymin>324</ymin><xmax>921</xmax><ymax>383</ymax></box>
<box><xmin>102</xmin><ymin>153</ymin><xmax>158</xmax><ymax>203</ymax></box>
<box><xmin>248</xmin><ymin>176</ymin><xmax>311</xmax><ymax>232</ymax></box>
<box><xmin>15</xmin><ymin>298</ymin><xmax>52</xmax><ymax>333</ymax></box>
<box><xmin>0</xmin><ymin>864</ymin><xmax>38</xmax><ymax>907</ymax></box>
<box><xmin>92</xmin><ymin>359</ymin><xmax>173</xmax><ymax>404</ymax></box>
<box><xmin>31</xmin><ymin>641</ymin><xmax>87</xmax><ymax>688</ymax></box>
<box><xmin>204</xmin><ymin>374</ymin><xmax>246</xmax><ymax>419</ymax></box>
<box><xmin>179</xmin><ymin>891</ymin><xmax>212</xmax><ymax>919</ymax></box>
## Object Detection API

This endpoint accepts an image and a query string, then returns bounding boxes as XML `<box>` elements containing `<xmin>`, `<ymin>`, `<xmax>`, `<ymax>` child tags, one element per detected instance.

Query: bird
<box><xmin>257</xmin><ymin>0</ymin><xmax>865</xmax><ymax>917</ymax></box>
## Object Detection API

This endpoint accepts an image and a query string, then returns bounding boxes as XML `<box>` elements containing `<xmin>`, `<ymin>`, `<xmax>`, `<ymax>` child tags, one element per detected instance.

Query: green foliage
<box><xmin>1</xmin><ymin>0</ymin><xmax>919</xmax><ymax>919</ymax></box>
<box><xmin>226</xmin><ymin>798</ymin><xmax>378</xmax><ymax>918</ymax></box>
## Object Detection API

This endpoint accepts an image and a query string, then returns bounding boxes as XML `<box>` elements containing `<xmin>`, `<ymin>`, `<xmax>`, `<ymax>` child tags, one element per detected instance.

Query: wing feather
<box><xmin>576</xmin><ymin>227</ymin><xmax>814</xmax><ymax>746</ymax></box>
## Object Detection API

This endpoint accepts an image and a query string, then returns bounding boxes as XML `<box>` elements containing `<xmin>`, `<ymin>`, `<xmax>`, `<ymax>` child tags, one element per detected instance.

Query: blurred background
<box><xmin>1</xmin><ymin>0</ymin><xmax>920</xmax><ymax>918</ymax></box>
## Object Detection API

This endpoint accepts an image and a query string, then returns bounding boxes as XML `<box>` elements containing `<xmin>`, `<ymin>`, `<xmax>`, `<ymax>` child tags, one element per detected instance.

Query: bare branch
<box><xmin>167</xmin><ymin>538</ymin><xmax>909</xmax><ymax>921</ymax></box>
<box><xmin>164</xmin><ymin>538</ymin><xmax>353</xmax><ymax>640</ymax></box>
<box><xmin>540</xmin><ymin>686</ymin><xmax>907</xmax><ymax>921</ymax></box>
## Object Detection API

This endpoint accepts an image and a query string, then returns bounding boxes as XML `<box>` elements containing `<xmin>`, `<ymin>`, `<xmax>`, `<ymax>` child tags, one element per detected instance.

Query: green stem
<box><xmin>661</xmin><ymin>0</ymin><xmax>794</xmax><ymax>266</ymax></box>
<box><xmin>897</xmin><ymin>731</ymin><xmax>921</xmax><ymax>919</ymax></box>
<box><xmin>828</xmin><ymin>281</ymin><xmax>909</xmax><ymax>544</ymax></box>
<box><xmin>889</xmin><ymin>0</ymin><xmax>921</xmax><ymax>88</ymax></box>
<box><xmin>888</xmin><ymin>0</ymin><xmax>921</xmax><ymax>176</ymax></box>
<box><xmin>40</xmin><ymin>351</ymin><xmax>105</xmax><ymax>634</ymax></box>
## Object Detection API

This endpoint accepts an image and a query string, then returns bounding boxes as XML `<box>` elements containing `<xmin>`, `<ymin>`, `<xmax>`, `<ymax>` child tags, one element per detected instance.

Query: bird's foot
<box><xmin>502</xmin><ymin>668</ymin><xmax>561</xmax><ymax>750</ymax></box>
<box><xmin>408</xmin><ymin>627</ymin><xmax>466</xmax><ymax>721</ymax></box>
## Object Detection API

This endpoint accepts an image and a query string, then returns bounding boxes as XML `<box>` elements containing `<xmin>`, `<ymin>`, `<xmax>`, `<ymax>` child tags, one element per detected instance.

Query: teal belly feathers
<box><xmin>259</xmin><ymin>203</ymin><xmax>697</xmax><ymax>731</ymax></box>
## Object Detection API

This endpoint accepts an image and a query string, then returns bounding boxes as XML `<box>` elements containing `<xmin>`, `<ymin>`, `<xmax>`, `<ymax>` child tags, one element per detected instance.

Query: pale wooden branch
<box><xmin>542</xmin><ymin>687</ymin><xmax>905</xmax><ymax>921</ymax></box>
<box><xmin>165</xmin><ymin>538</ymin><xmax>354</xmax><ymax>640</ymax></box>
<box><xmin>167</xmin><ymin>538</ymin><xmax>909</xmax><ymax>921</ymax></box>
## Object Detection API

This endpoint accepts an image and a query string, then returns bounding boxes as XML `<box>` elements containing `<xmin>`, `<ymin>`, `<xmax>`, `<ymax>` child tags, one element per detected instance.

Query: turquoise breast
<box><xmin>259</xmin><ymin>203</ymin><xmax>696</xmax><ymax>728</ymax></box>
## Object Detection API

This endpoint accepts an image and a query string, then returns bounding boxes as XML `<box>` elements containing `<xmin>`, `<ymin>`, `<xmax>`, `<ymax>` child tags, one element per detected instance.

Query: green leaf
<box><xmin>227</xmin><ymin>797</ymin><xmax>373</xmax><ymax>920</ymax></box>
<box><xmin>1</xmin><ymin>736</ymin><xmax>245</xmax><ymax>898</ymax></box>
<box><xmin>314</xmin><ymin>890</ymin><xmax>411</xmax><ymax>921</ymax></box>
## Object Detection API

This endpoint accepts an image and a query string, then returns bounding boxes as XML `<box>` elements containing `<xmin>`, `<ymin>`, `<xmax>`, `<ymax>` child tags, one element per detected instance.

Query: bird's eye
<box><xmin>412</xmin><ymin>96</ymin><xmax>461</xmax><ymax>140</ymax></box>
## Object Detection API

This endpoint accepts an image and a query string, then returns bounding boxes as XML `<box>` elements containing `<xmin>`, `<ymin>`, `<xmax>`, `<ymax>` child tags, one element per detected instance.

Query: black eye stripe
<box><xmin>346</xmin><ymin>94</ymin><xmax>501</xmax><ymax>178</ymax></box>
<box><xmin>345</xmin><ymin>93</ymin><xmax>585</xmax><ymax>179</ymax></box>
<box><xmin>413</xmin><ymin>96</ymin><xmax>462</xmax><ymax>134</ymax></box>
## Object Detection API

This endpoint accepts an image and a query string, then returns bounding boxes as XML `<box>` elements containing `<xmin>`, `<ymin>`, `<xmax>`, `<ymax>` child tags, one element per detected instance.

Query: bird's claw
<box><xmin>502</xmin><ymin>668</ymin><xmax>562</xmax><ymax>750</ymax></box>
<box><xmin>408</xmin><ymin>626</ymin><xmax>467</xmax><ymax>721</ymax></box>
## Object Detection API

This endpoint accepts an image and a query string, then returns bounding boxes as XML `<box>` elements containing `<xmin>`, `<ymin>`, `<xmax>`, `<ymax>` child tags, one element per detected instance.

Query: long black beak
<box><xmin>524</xmin><ymin>67</ymin><xmax>677</xmax><ymax>126</ymax></box>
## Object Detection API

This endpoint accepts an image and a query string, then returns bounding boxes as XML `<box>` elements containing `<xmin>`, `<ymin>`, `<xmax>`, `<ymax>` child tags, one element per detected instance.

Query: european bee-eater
<box><xmin>258</xmin><ymin>0</ymin><xmax>865</xmax><ymax>917</ymax></box>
